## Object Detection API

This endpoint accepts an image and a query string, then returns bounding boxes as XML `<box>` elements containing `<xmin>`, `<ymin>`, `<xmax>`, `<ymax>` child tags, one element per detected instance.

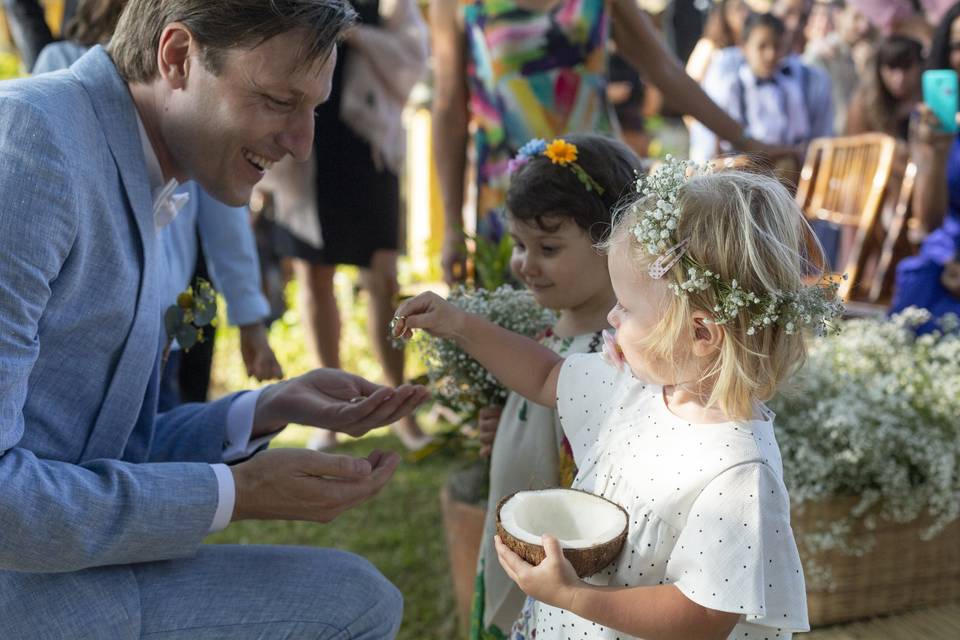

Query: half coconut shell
<box><xmin>496</xmin><ymin>488</ymin><xmax>628</xmax><ymax>578</ymax></box>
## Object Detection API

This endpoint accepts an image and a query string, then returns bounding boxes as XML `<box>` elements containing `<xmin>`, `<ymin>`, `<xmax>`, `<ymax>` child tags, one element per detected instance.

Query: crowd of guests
<box><xmin>6</xmin><ymin>0</ymin><xmax>957</xmax><ymax>384</ymax></box>
<box><xmin>685</xmin><ymin>0</ymin><xmax>960</xmax><ymax>329</ymax></box>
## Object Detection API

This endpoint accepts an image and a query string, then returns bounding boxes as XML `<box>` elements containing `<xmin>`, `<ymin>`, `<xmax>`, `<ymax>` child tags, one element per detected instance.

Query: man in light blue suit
<box><xmin>0</xmin><ymin>0</ymin><xmax>429</xmax><ymax>637</ymax></box>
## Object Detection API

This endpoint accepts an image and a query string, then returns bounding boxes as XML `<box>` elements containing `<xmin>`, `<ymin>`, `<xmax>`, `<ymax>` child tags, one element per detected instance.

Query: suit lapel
<box><xmin>71</xmin><ymin>47</ymin><xmax>163</xmax><ymax>460</ymax></box>
<box><xmin>70</xmin><ymin>46</ymin><xmax>155</xmax><ymax>233</ymax></box>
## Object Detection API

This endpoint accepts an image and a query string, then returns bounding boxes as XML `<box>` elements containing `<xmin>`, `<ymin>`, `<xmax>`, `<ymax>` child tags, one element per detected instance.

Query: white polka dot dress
<box><xmin>509</xmin><ymin>353</ymin><xmax>810</xmax><ymax>640</ymax></box>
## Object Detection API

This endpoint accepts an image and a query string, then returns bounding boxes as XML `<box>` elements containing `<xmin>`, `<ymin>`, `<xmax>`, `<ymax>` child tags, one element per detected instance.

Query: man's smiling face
<box><xmin>161</xmin><ymin>29</ymin><xmax>337</xmax><ymax>206</ymax></box>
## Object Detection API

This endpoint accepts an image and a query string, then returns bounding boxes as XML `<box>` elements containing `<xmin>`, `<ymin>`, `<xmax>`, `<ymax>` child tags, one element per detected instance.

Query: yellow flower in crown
<box><xmin>544</xmin><ymin>139</ymin><xmax>578</xmax><ymax>165</ymax></box>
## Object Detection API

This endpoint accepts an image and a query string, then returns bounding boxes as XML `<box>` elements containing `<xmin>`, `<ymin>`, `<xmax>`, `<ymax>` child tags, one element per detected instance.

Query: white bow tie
<box><xmin>152</xmin><ymin>179</ymin><xmax>190</xmax><ymax>229</ymax></box>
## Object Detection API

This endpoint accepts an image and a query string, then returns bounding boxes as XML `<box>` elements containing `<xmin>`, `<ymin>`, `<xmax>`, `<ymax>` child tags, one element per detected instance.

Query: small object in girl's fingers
<box><xmin>349</xmin><ymin>396</ymin><xmax>366</xmax><ymax>404</ymax></box>
<box><xmin>389</xmin><ymin>314</ymin><xmax>407</xmax><ymax>338</ymax></box>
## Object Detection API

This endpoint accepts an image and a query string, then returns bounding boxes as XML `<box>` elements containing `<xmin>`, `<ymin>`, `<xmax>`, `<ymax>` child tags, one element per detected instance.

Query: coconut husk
<box><xmin>495</xmin><ymin>489</ymin><xmax>628</xmax><ymax>578</ymax></box>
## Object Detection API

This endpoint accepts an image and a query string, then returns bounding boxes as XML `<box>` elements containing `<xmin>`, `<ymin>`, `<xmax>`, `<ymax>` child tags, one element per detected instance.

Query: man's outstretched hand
<box><xmin>230</xmin><ymin>448</ymin><xmax>401</xmax><ymax>522</ymax></box>
<box><xmin>252</xmin><ymin>368</ymin><xmax>430</xmax><ymax>438</ymax></box>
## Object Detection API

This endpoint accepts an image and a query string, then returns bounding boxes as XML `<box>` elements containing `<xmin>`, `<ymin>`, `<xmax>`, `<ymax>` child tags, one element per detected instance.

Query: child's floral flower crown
<box><xmin>508</xmin><ymin>138</ymin><xmax>605</xmax><ymax>195</ymax></box>
<box><xmin>630</xmin><ymin>156</ymin><xmax>844</xmax><ymax>336</ymax></box>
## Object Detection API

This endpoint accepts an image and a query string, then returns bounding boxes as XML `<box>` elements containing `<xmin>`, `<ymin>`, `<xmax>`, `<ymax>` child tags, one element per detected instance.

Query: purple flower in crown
<box><xmin>507</xmin><ymin>156</ymin><xmax>530</xmax><ymax>174</ymax></box>
<box><xmin>509</xmin><ymin>138</ymin><xmax>548</xmax><ymax>174</ymax></box>
<box><xmin>518</xmin><ymin>138</ymin><xmax>547</xmax><ymax>157</ymax></box>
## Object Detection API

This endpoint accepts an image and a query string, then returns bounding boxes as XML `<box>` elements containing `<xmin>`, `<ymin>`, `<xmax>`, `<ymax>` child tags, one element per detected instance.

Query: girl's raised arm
<box><xmin>394</xmin><ymin>292</ymin><xmax>563</xmax><ymax>407</ymax></box>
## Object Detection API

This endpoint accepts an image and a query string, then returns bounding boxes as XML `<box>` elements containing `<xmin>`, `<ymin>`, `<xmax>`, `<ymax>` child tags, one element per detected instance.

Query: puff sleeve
<box><xmin>665</xmin><ymin>462</ymin><xmax>810</xmax><ymax>633</ymax></box>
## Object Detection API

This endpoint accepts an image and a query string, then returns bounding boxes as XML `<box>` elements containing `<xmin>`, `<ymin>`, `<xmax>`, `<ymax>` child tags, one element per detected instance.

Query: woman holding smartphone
<box><xmin>890</xmin><ymin>1</ymin><xmax>960</xmax><ymax>331</ymax></box>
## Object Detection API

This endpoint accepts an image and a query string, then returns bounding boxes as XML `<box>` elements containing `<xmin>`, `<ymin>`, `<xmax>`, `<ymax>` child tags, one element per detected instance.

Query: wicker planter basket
<box><xmin>440</xmin><ymin>485</ymin><xmax>486</xmax><ymax>632</ymax></box>
<box><xmin>793</xmin><ymin>497</ymin><xmax>960</xmax><ymax>627</ymax></box>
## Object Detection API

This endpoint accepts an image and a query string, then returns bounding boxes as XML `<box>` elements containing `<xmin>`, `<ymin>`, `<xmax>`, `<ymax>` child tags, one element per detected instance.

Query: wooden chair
<box><xmin>867</xmin><ymin>160</ymin><xmax>918</xmax><ymax>304</ymax></box>
<box><xmin>794</xmin><ymin>133</ymin><xmax>903</xmax><ymax>303</ymax></box>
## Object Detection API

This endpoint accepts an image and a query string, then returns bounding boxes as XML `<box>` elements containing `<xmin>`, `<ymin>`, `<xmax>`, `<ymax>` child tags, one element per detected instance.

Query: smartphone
<box><xmin>922</xmin><ymin>69</ymin><xmax>959</xmax><ymax>134</ymax></box>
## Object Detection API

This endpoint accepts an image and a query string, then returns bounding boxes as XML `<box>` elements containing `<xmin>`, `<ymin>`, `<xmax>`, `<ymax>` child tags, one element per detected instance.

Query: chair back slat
<box><xmin>868</xmin><ymin>160</ymin><xmax>918</xmax><ymax>304</ymax></box>
<box><xmin>794</xmin><ymin>133</ymin><xmax>900</xmax><ymax>301</ymax></box>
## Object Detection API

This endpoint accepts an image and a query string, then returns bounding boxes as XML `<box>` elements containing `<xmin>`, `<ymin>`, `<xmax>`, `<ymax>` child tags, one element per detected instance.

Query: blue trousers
<box><xmin>2</xmin><ymin>545</ymin><xmax>402</xmax><ymax>639</ymax></box>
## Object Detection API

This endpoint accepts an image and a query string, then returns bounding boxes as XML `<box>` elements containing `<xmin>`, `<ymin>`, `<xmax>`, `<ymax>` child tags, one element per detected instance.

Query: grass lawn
<box><xmin>206</xmin><ymin>270</ymin><xmax>467</xmax><ymax>638</ymax></box>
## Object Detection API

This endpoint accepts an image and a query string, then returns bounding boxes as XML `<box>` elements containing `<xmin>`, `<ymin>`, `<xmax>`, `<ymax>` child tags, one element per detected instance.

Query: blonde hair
<box><xmin>608</xmin><ymin>170</ymin><xmax>818</xmax><ymax>421</ymax></box>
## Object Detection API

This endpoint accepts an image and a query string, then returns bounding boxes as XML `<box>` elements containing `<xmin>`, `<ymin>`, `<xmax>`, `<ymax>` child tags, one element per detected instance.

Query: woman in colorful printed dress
<box><xmin>431</xmin><ymin>0</ymin><xmax>786</xmax><ymax>284</ymax></box>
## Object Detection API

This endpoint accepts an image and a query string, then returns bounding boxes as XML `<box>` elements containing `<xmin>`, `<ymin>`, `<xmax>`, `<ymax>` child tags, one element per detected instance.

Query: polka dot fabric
<box><xmin>509</xmin><ymin>354</ymin><xmax>809</xmax><ymax>640</ymax></box>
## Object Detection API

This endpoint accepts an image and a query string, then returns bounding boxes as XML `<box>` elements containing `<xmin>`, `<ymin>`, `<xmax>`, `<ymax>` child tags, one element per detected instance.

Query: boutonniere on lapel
<box><xmin>162</xmin><ymin>278</ymin><xmax>218</xmax><ymax>368</ymax></box>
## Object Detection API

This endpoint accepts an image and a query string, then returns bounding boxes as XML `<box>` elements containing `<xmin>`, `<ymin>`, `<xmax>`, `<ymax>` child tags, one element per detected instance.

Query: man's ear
<box><xmin>691</xmin><ymin>311</ymin><xmax>723</xmax><ymax>357</ymax></box>
<box><xmin>156</xmin><ymin>23</ymin><xmax>194</xmax><ymax>89</ymax></box>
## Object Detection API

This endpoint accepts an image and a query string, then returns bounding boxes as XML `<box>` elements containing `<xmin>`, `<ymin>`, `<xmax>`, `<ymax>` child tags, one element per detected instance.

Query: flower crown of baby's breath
<box><xmin>508</xmin><ymin>138</ymin><xmax>605</xmax><ymax>195</ymax></box>
<box><xmin>629</xmin><ymin>156</ymin><xmax>844</xmax><ymax>336</ymax></box>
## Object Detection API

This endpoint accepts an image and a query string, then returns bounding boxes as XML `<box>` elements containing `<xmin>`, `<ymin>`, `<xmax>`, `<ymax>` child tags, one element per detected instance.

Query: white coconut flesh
<box><xmin>499</xmin><ymin>489</ymin><xmax>627</xmax><ymax>548</ymax></box>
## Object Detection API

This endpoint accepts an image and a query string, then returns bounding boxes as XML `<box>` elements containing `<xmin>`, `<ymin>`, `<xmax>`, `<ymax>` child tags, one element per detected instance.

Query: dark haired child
<box><xmin>469</xmin><ymin>134</ymin><xmax>644</xmax><ymax>638</ymax></box>
<box><xmin>692</xmin><ymin>12</ymin><xmax>833</xmax><ymax>161</ymax></box>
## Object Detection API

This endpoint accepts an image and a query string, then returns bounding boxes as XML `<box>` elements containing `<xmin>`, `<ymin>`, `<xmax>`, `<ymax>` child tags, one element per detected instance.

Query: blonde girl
<box><xmin>394</xmin><ymin>163</ymin><xmax>838</xmax><ymax>639</ymax></box>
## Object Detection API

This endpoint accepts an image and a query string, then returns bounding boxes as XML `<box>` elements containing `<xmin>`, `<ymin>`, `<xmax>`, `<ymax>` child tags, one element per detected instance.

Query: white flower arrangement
<box><xmin>771</xmin><ymin>308</ymin><xmax>960</xmax><ymax>579</ymax></box>
<box><xmin>406</xmin><ymin>285</ymin><xmax>556</xmax><ymax>419</ymax></box>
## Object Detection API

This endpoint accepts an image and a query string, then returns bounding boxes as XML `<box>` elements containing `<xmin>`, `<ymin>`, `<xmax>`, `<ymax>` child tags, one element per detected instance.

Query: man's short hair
<box><xmin>741</xmin><ymin>12</ymin><xmax>787</xmax><ymax>44</ymax></box>
<box><xmin>109</xmin><ymin>0</ymin><xmax>357</xmax><ymax>83</ymax></box>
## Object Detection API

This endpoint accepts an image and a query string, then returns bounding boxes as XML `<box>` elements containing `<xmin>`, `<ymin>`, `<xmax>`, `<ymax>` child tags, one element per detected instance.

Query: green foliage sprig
<box><xmin>468</xmin><ymin>232</ymin><xmax>514</xmax><ymax>292</ymax></box>
<box><xmin>162</xmin><ymin>278</ymin><xmax>218</xmax><ymax>368</ymax></box>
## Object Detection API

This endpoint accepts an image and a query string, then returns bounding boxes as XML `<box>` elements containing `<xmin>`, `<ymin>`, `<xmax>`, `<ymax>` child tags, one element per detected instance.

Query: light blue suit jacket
<box><xmin>34</xmin><ymin>40</ymin><xmax>271</xmax><ymax>328</ymax></box>
<box><xmin>0</xmin><ymin>46</ymin><xmax>239</xmax><ymax>632</ymax></box>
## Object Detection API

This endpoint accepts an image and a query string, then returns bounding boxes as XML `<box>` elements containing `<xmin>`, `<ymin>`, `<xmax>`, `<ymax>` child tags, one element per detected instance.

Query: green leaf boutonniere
<box><xmin>162</xmin><ymin>278</ymin><xmax>218</xmax><ymax>368</ymax></box>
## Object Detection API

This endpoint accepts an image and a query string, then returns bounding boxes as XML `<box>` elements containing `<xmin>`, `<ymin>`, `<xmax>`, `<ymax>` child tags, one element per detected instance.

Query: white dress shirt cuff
<box><xmin>223</xmin><ymin>388</ymin><xmax>276</xmax><ymax>462</ymax></box>
<box><xmin>209</xmin><ymin>463</ymin><xmax>236</xmax><ymax>533</ymax></box>
<box><xmin>208</xmin><ymin>388</ymin><xmax>281</xmax><ymax>533</ymax></box>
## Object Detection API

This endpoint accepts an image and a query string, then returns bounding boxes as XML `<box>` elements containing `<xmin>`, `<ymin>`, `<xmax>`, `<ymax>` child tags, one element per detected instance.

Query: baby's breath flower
<box><xmin>632</xmin><ymin>157</ymin><xmax>844</xmax><ymax>334</ymax></box>
<box><xmin>772</xmin><ymin>309</ymin><xmax>960</xmax><ymax>587</ymax></box>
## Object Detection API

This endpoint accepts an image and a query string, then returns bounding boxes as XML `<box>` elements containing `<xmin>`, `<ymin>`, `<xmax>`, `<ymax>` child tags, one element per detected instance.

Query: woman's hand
<box><xmin>911</xmin><ymin>104</ymin><xmax>958</xmax><ymax>154</ymax></box>
<box><xmin>477</xmin><ymin>404</ymin><xmax>503</xmax><ymax>458</ymax></box>
<box><xmin>495</xmin><ymin>534</ymin><xmax>582</xmax><ymax>611</ymax></box>
<box><xmin>441</xmin><ymin>230</ymin><xmax>468</xmax><ymax>285</ymax></box>
<box><xmin>391</xmin><ymin>291</ymin><xmax>467</xmax><ymax>341</ymax></box>
<box><xmin>239</xmin><ymin>323</ymin><xmax>284</xmax><ymax>381</ymax></box>
<box><xmin>910</xmin><ymin>104</ymin><xmax>959</xmax><ymax>233</ymax></box>
<box><xmin>942</xmin><ymin>259</ymin><xmax>960</xmax><ymax>297</ymax></box>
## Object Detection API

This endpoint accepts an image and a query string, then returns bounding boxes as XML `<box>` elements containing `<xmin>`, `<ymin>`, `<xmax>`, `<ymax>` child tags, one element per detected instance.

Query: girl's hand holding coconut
<box><xmin>494</xmin><ymin>533</ymin><xmax>580</xmax><ymax>610</ymax></box>
<box><xmin>495</xmin><ymin>533</ymin><xmax>740</xmax><ymax>638</ymax></box>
